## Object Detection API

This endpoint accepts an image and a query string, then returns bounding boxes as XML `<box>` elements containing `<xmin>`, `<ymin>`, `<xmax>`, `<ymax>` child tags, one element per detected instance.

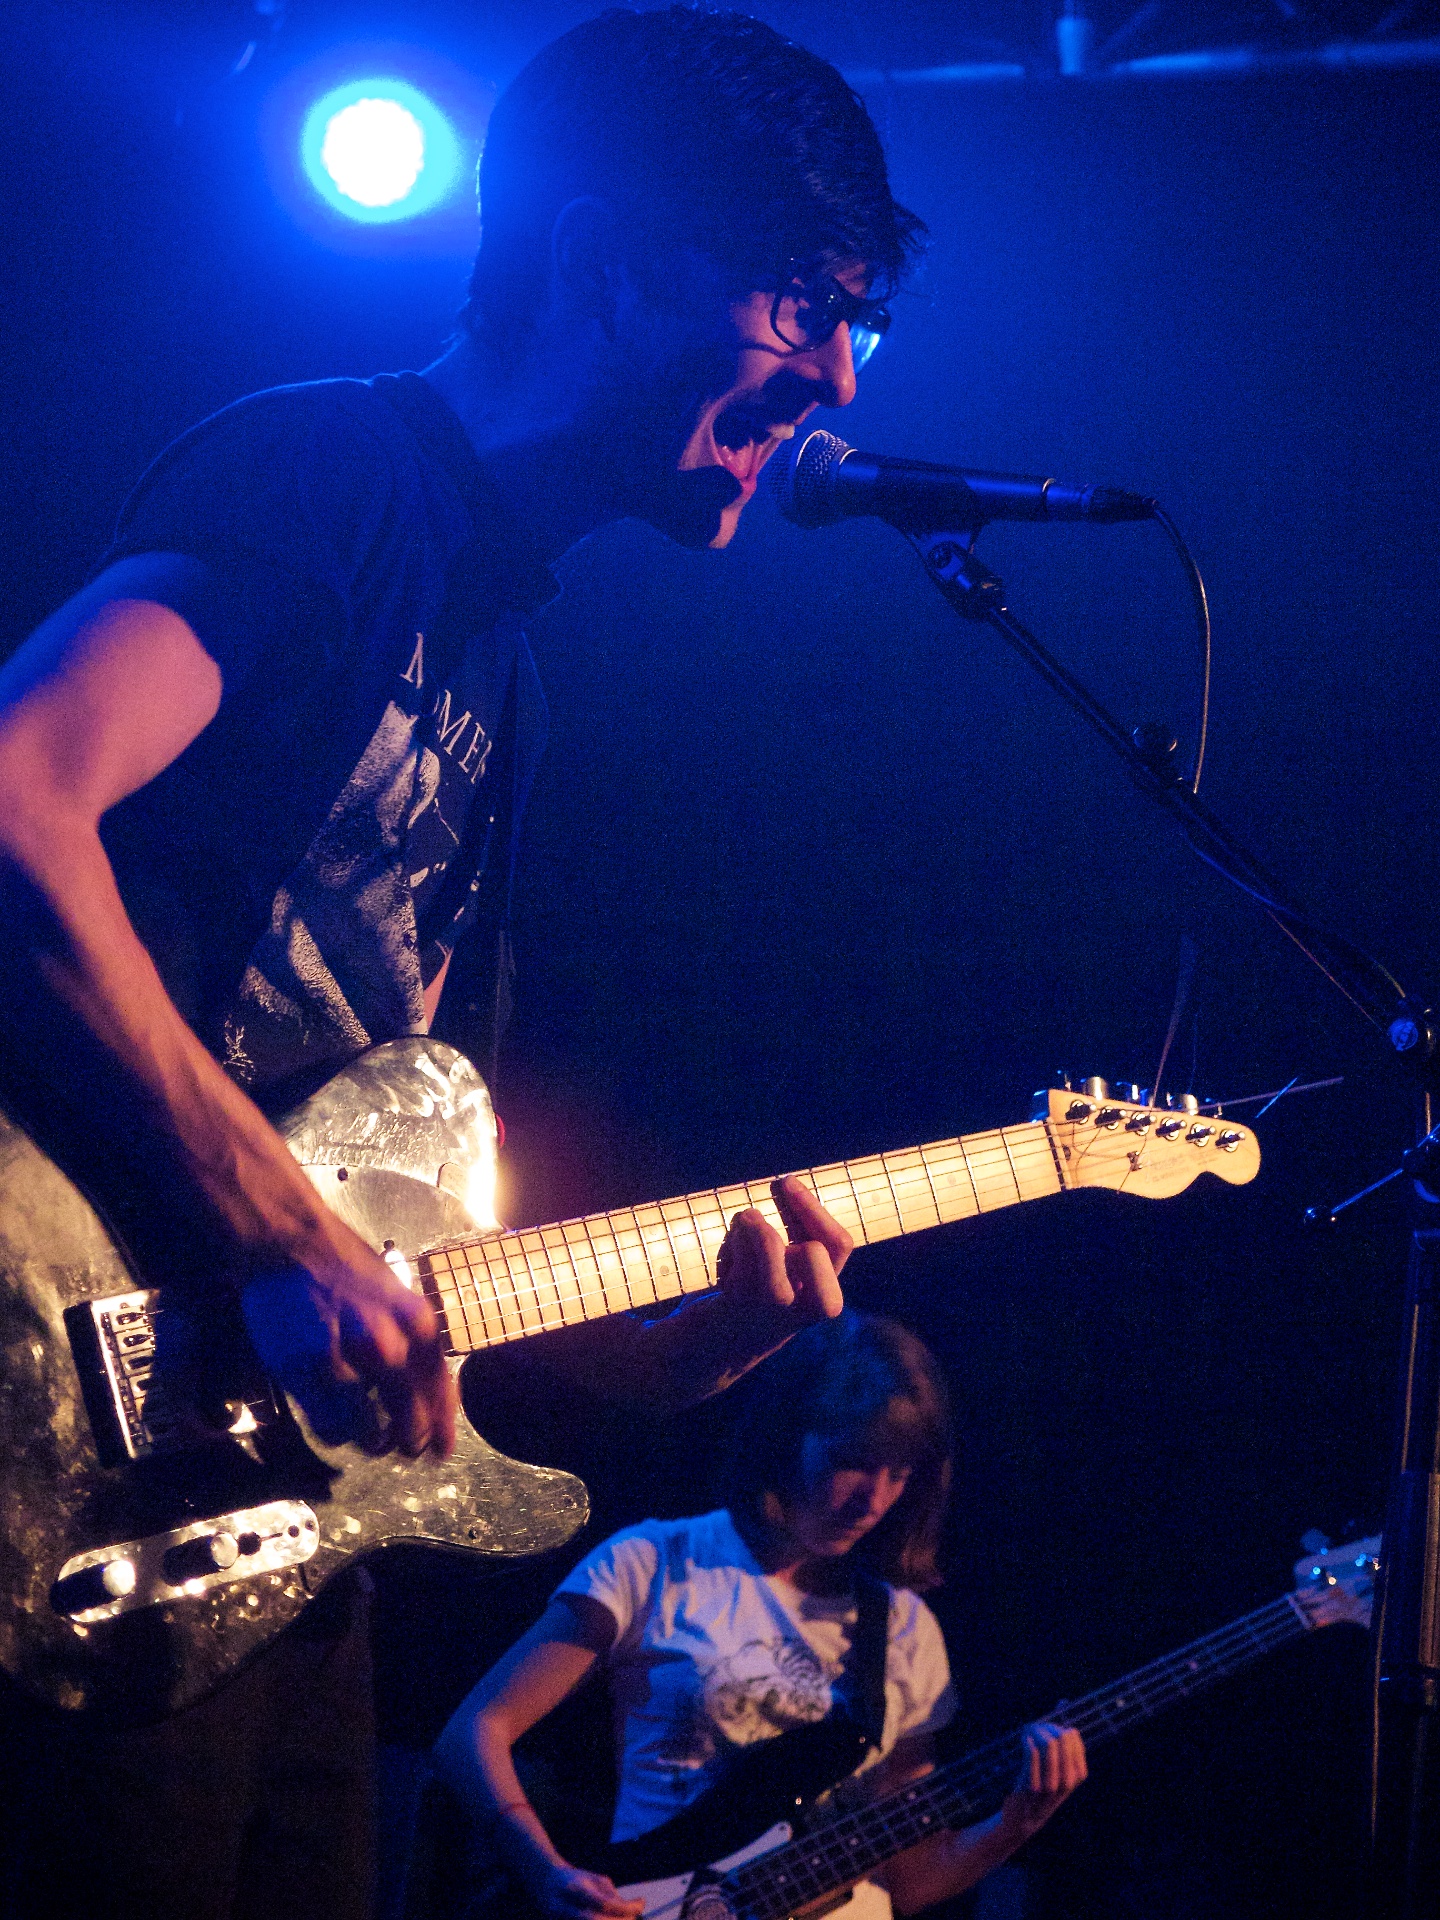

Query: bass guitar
<box><xmin>0</xmin><ymin>1037</ymin><xmax>1258</xmax><ymax>1719</ymax></box>
<box><xmin>600</xmin><ymin>1533</ymin><xmax>1377</xmax><ymax>1920</ymax></box>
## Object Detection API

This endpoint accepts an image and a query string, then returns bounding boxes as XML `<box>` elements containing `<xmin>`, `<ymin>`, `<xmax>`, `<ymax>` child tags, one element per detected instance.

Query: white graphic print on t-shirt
<box><xmin>701</xmin><ymin>1633</ymin><xmax>834</xmax><ymax>1745</ymax></box>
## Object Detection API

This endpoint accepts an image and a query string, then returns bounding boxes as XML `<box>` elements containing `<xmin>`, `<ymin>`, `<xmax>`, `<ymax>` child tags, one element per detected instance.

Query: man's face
<box><xmin>612</xmin><ymin>254</ymin><xmax>867</xmax><ymax>550</ymax></box>
<box><xmin>677</xmin><ymin>266</ymin><xmax>866</xmax><ymax>548</ymax></box>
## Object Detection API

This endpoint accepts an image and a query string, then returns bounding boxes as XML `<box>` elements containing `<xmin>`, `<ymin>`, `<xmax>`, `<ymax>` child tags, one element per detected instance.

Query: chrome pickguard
<box><xmin>280</xmin><ymin>1035</ymin><xmax>501</xmax><ymax>1251</ymax></box>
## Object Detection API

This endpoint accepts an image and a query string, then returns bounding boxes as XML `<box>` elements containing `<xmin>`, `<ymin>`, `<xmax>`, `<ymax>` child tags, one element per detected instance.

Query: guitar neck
<box><xmin>418</xmin><ymin>1121</ymin><xmax>1065</xmax><ymax>1356</ymax></box>
<box><xmin>727</xmin><ymin>1594</ymin><xmax>1312</xmax><ymax>1920</ymax></box>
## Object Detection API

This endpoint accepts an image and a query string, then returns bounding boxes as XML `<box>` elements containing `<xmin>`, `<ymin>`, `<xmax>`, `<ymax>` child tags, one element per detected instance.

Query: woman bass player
<box><xmin>434</xmin><ymin>1313</ymin><xmax>1086</xmax><ymax>1919</ymax></box>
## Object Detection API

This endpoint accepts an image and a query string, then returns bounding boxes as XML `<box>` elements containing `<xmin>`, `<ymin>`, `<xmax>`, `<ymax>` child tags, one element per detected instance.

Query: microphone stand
<box><xmin>909</xmin><ymin>525</ymin><xmax>1440</xmax><ymax>1916</ymax></box>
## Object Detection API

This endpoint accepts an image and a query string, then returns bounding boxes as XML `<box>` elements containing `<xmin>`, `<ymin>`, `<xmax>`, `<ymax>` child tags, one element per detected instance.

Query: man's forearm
<box><xmin>0</xmin><ymin>812</ymin><xmax>344</xmax><ymax>1283</ymax></box>
<box><xmin>515</xmin><ymin>1288</ymin><xmax>798</xmax><ymax>1416</ymax></box>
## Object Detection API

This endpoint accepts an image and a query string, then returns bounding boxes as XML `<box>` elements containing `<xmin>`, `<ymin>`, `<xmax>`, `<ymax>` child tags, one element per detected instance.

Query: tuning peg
<box><xmin>1117</xmin><ymin>1083</ymin><xmax>1143</xmax><ymax>1105</ymax></box>
<box><xmin>1053</xmin><ymin>1071</ymin><xmax>1074</xmax><ymax>1091</ymax></box>
<box><xmin>1082</xmin><ymin>1076</ymin><xmax>1109</xmax><ymax>1101</ymax></box>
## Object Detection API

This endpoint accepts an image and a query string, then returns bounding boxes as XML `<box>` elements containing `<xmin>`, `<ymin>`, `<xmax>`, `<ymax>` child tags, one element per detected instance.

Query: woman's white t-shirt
<box><xmin>554</xmin><ymin>1509</ymin><xmax>956</xmax><ymax>1916</ymax></box>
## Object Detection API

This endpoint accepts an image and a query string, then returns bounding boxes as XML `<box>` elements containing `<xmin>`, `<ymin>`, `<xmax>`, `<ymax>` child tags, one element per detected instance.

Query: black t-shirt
<box><xmin>99</xmin><ymin>373</ymin><xmax>554</xmax><ymax>1106</ymax></box>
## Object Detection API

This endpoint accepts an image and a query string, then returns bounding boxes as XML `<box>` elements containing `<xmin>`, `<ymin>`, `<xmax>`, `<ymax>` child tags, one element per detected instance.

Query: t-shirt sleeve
<box><xmin>99</xmin><ymin>385</ymin><xmax>402</xmax><ymax>695</ymax></box>
<box><xmin>554</xmin><ymin>1524</ymin><xmax>665</xmax><ymax>1656</ymax></box>
<box><xmin>882</xmin><ymin>1590</ymin><xmax>958</xmax><ymax>1751</ymax></box>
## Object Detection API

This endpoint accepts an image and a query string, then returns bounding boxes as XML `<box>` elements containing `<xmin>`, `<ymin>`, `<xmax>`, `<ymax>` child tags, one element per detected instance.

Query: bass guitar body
<box><xmin>0</xmin><ymin>1038</ymin><xmax>587</xmax><ymax>1723</ymax></box>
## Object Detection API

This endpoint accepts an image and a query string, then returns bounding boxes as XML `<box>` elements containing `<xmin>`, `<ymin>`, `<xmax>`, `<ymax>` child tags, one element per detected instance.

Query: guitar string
<box><xmin>728</xmin><ymin>1598</ymin><xmax>1310</xmax><ymax>1914</ymax></box>
<box><xmin>419</xmin><ymin>1130</ymin><xmax>1069</xmax><ymax>1346</ymax></box>
<box><xmin>421</xmin><ymin>1093</ymin><xmax>1240</xmax><ymax>1348</ymax></box>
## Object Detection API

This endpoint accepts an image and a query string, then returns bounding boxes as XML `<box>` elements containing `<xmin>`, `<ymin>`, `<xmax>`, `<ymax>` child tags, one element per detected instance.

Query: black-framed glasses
<box><xmin>769</xmin><ymin>266</ymin><xmax>892</xmax><ymax>370</ymax></box>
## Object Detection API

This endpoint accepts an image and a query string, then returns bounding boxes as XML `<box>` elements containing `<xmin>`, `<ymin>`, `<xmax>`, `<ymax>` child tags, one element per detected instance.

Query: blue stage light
<box><xmin>300</xmin><ymin>79</ymin><xmax>460</xmax><ymax>223</ymax></box>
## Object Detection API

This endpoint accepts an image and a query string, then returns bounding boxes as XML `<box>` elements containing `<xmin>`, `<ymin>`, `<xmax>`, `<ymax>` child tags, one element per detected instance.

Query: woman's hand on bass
<box><xmin>527</xmin><ymin>1861</ymin><xmax>644</xmax><ymax>1919</ymax></box>
<box><xmin>999</xmin><ymin>1720</ymin><xmax>1087</xmax><ymax>1839</ymax></box>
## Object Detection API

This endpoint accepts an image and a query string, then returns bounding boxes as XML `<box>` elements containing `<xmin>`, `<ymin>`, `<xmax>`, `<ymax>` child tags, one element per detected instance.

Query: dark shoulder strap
<box><xmin>847</xmin><ymin>1572</ymin><xmax>891</xmax><ymax>1753</ymax></box>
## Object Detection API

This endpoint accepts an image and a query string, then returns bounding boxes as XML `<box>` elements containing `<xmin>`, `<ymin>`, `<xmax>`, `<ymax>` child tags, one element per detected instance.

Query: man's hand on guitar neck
<box><xmin>715</xmin><ymin>1175</ymin><xmax>850</xmax><ymax>1334</ymax></box>
<box><xmin>616</xmin><ymin>1175</ymin><xmax>851</xmax><ymax>1412</ymax></box>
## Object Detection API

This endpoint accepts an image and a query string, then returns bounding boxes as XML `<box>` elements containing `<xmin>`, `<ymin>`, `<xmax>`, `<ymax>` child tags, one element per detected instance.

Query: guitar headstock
<box><xmin>1042</xmin><ymin>1082</ymin><xmax>1260</xmax><ymax>1198</ymax></box>
<box><xmin>1290</xmin><ymin>1534</ymin><xmax>1380</xmax><ymax>1631</ymax></box>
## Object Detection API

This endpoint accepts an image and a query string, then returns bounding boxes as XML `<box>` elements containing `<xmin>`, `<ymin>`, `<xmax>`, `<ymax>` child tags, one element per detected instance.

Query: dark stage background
<box><xmin>4</xmin><ymin>4</ymin><xmax>1439</xmax><ymax>1914</ymax></box>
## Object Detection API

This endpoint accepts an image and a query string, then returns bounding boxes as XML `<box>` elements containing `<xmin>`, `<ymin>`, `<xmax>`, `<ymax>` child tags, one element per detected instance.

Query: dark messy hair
<box><xmin>722</xmin><ymin>1312</ymin><xmax>952</xmax><ymax>1592</ymax></box>
<box><xmin>464</xmin><ymin>6</ymin><xmax>926</xmax><ymax>346</ymax></box>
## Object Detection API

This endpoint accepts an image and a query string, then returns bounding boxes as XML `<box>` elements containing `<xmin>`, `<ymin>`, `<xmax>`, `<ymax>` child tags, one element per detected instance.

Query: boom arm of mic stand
<box><xmin>911</xmin><ymin>529</ymin><xmax>1429</xmax><ymax>1071</ymax></box>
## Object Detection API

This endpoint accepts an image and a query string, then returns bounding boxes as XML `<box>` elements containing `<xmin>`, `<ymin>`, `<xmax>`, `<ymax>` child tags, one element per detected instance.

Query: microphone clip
<box><xmin>908</xmin><ymin>530</ymin><xmax>1008</xmax><ymax>620</ymax></box>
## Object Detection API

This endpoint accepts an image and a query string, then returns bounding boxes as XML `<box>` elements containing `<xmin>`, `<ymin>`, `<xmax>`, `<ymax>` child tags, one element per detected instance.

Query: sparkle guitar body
<box><xmin>0</xmin><ymin>1039</ymin><xmax>587</xmax><ymax>1722</ymax></box>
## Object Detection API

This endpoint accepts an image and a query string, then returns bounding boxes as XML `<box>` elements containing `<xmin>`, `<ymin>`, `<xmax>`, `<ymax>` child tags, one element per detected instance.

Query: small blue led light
<box><xmin>301</xmin><ymin>79</ymin><xmax>459</xmax><ymax>223</ymax></box>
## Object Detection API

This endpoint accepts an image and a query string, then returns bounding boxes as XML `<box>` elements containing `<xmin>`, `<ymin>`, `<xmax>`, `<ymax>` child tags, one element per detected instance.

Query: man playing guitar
<box><xmin>0</xmin><ymin>10</ymin><xmax>925</xmax><ymax>1916</ymax></box>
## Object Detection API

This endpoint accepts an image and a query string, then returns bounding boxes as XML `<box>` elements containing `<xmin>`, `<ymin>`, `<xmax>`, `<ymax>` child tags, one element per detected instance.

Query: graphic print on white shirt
<box><xmin>701</xmin><ymin>1632</ymin><xmax>833</xmax><ymax>1746</ymax></box>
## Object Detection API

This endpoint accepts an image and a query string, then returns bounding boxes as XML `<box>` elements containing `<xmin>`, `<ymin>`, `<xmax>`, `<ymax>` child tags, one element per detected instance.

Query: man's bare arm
<box><xmin>0</xmin><ymin>562</ymin><xmax>456</xmax><ymax>1457</ymax></box>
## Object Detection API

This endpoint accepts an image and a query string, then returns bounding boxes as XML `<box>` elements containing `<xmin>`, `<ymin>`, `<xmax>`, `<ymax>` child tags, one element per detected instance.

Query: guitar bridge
<box><xmin>67</xmin><ymin>1290</ymin><xmax>277</xmax><ymax>1465</ymax></box>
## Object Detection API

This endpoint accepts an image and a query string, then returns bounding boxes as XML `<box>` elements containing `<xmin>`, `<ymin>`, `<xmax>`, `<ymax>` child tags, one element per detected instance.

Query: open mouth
<box><xmin>708</xmin><ymin>405</ymin><xmax>802</xmax><ymax>490</ymax></box>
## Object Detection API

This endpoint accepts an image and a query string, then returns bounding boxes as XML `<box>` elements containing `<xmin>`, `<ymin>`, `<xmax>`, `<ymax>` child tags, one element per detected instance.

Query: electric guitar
<box><xmin>0</xmin><ymin>1037</ymin><xmax>1258</xmax><ymax>1719</ymax></box>
<box><xmin>599</xmin><ymin>1533</ymin><xmax>1378</xmax><ymax>1920</ymax></box>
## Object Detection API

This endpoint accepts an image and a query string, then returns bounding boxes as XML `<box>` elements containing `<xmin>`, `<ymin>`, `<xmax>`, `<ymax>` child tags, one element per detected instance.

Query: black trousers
<box><xmin>0</xmin><ymin>1575</ymin><xmax>377</xmax><ymax>1920</ymax></box>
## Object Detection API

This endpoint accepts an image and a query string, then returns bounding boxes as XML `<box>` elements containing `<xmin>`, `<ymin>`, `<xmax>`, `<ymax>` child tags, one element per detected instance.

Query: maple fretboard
<box><xmin>418</xmin><ymin>1121</ymin><xmax>1066</xmax><ymax>1355</ymax></box>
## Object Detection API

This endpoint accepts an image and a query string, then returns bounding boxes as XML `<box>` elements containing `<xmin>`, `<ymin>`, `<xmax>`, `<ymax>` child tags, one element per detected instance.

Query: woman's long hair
<box><xmin>721</xmin><ymin>1312</ymin><xmax>952</xmax><ymax>1591</ymax></box>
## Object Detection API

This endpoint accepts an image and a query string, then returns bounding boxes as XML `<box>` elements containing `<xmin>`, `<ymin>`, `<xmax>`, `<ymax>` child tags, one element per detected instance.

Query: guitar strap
<box><xmin>847</xmin><ymin>1571</ymin><xmax>892</xmax><ymax>1751</ymax></box>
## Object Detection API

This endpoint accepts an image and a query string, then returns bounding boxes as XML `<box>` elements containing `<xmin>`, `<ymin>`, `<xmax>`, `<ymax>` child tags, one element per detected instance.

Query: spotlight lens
<box><xmin>301</xmin><ymin>79</ymin><xmax>460</xmax><ymax>224</ymax></box>
<box><xmin>321</xmin><ymin>98</ymin><xmax>425</xmax><ymax>208</ymax></box>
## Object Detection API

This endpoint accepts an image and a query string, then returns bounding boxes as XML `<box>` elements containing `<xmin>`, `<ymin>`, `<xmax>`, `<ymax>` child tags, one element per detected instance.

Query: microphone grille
<box><xmin>768</xmin><ymin>427</ymin><xmax>852</xmax><ymax>528</ymax></box>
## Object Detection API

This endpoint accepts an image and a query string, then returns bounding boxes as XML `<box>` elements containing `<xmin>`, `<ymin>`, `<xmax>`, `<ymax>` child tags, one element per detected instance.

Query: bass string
<box><xmin>734</xmin><ymin>1599</ymin><xmax>1307</xmax><ymax>1907</ymax></box>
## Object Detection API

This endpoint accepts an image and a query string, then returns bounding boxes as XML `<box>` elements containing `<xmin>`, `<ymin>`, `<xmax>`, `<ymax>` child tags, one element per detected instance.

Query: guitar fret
<box><xmin>579</xmin><ymin>1216</ymin><xmax>621</xmax><ymax>1315</ymax></box>
<box><xmin>681</xmin><ymin>1190</ymin><xmax>719</xmax><ymax>1290</ymax></box>
<box><xmin>420</xmin><ymin>1103</ymin><xmax>1195</xmax><ymax>1355</ymax></box>
<box><xmin>536</xmin><ymin>1224</ymin><xmax>586</xmax><ymax>1326</ymax></box>
<box><xmin>511</xmin><ymin>1232</ymin><xmax>550</xmax><ymax>1333</ymax></box>
<box><xmin>522</xmin><ymin>1236</ymin><xmax>572</xmax><ymax>1328</ymax></box>
<box><xmin>467</xmin><ymin>1242</ymin><xmax>507</xmax><ymax>1344</ymax></box>
<box><xmin>451</xmin><ymin>1250</ymin><xmax>492</xmax><ymax>1349</ymax></box>
<box><xmin>881</xmin><ymin>1146</ymin><xmax>943</xmax><ymax>1232</ymax></box>
<box><xmin>922</xmin><ymin>1136</ymin><xmax>981</xmax><ymax>1219</ymax></box>
<box><xmin>562</xmin><ymin>1219</ymin><xmax>601</xmax><ymax>1316</ymax></box>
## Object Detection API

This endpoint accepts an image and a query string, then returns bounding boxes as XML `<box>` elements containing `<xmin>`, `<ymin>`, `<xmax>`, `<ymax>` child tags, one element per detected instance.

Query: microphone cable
<box><xmin>1150</xmin><ymin>503</ymin><xmax>1212</xmax><ymax>796</ymax></box>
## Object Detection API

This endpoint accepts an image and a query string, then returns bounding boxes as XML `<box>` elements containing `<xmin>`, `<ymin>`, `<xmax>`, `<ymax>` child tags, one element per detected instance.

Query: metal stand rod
<box><xmin>1372</xmin><ymin>1231</ymin><xmax>1440</xmax><ymax>1917</ymax></box>
<box><xmin>908</xmin><ymin>527</ymin><xmax>1440</xmax><ymax>1905</ymax></box>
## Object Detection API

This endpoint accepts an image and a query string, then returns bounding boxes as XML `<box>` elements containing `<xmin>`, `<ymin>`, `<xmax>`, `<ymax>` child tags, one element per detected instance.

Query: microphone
<box><xmin>768</xmin><ymin>427</ymin><xmax>1156</xmax><ymax>532</ymax></box>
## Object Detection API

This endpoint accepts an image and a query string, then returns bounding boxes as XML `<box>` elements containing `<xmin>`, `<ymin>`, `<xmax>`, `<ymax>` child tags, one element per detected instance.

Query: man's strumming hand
<box><xmin>240</xmin><ymin>1222</ymin><xmax>457</xmax><ymax>1459</ymax></box>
